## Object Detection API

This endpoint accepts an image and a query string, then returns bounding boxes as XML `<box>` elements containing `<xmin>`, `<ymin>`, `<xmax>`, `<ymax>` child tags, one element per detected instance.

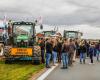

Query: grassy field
<box><xmin>0</xmin><ymin>61</ymin><xmax>44</xmax><ymax>80</ymax></box>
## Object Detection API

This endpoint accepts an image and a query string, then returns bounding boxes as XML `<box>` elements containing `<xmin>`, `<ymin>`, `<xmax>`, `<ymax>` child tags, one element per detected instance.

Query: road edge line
<box><xmin>36</xmin><ymin>64</ymin><xmax>58</xmax><ymax>80</ymax></box>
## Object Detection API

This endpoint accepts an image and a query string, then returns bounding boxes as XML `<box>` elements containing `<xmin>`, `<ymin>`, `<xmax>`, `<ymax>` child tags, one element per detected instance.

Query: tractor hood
<box><xmin>17</xmin><ymin>34</ymin><xmax>28</xmax><ymax>42</ymax></box>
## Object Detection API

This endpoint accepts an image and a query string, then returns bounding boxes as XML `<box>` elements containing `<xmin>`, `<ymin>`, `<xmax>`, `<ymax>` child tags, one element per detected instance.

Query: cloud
<box><xmin>0</xmin><ymin>0</ymin><xmax>100</xmax><ymax>26</ymax></box>
<box><xmin>0</xmin><ymin>0</ymin><xmax>79</xmax><ymax>22</ymax></box>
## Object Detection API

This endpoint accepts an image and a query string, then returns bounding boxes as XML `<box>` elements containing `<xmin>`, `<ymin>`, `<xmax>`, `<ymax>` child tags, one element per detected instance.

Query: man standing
<box><xmin>61</xmin><ymin>39</ymin><xmax>69</xmax><ymax>69</ymax></box>
<box><xmin>45</xmin><ymin>38</ymin><xmax>53</xmax><ymax>68</ymax></box>
<box><xmin>89</xmin><ymin>44</ymin><xmax>95</xmax><ymax>64</ymax></box>
<box><xmin>68</xmin><ymin>39</ymin><xmax>76</xmax><ymax>66</ymax></box>
<box><xmin>57</xmin><ymin>39</ymin><xmax>62</xmax><ymax>63</ymax></box>
<box><xmin>84</xmin><ymin>40</ymin><xmax>90</xmax><ymax>57</ymax></box>
<box><xmin>39</xmin><ymin>38</ymin><xmax>45</xmax><ymax>63</ymax></box>
<box><xmin>79</xmin><ymin>42</ymin><xmax>87</xmax><ymax>64</ymax></box>
<box><xmin>95</xmin><ymin>40</ymin><xmax>100</xmax><ymax>61</ymax></box>
<box><xmin>52</xmin><ymin>39</ymin><xmax>58</xmax><ymax>66</ymax></box>
<box><xmin>2</xmin><ymin>31</ymin><xmax>8</xmax><ymax>45</ymax></box>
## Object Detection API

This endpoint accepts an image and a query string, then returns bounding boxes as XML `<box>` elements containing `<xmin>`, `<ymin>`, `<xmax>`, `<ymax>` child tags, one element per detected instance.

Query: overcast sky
<box><xmin>0</xmin><ymin>0</ymin><xmax>100</xmax><ymax>39</ymax></box>
<box><xmin>0</xmin><ymin>0</ymin><xmax>100</xmax><ymax>25</ymax></box>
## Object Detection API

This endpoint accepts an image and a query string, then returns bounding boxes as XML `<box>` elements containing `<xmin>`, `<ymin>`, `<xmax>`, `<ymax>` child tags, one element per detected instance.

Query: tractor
<box><xmin>4</xmin><ymin>21</ymin><xmax>41</xmax><ymax>64</ymax></box>
<box><xmin>42</xmin><ymin>30</ymin><xmax>56</xmax><ymax>39</ymax></box>
<box><xmin>0</xmin><ymin>27</ymin><xmax>4</xmax><ymax>56</ymax></box>
<box><xmin>63</xmin><ymin>30</ymin><xmax>83</xmax><ymax>39</ymax></box>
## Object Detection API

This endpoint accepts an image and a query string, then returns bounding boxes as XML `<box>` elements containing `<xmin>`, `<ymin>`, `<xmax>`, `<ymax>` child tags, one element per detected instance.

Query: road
<box><xmin>45</xmin><ymin>58</ymin><xmax>100</xmax><ymax>80</ymax></box>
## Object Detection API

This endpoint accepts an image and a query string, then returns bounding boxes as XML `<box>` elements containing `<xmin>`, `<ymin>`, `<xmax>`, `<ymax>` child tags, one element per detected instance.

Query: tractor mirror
<box><xmin>40</xmin><ymin>24</ymin><xmax>43</xmax><ymax>30</ymax></box>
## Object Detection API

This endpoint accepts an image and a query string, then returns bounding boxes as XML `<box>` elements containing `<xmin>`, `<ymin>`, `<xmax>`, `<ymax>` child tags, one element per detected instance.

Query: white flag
<box><xmin>3</xmin><ymin>14</ymin><xmax>7</xmax><ymax>25</ymax></box>
<box><xmin>37</xmin><ymin>16</ymin><xmax>43</xmax><ymax>25</ymax></box>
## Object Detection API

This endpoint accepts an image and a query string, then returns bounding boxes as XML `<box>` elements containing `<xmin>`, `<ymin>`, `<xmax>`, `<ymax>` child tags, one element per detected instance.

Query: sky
<box><xmin>0</xmin><ymin>0</ymin><xmax>100</xmax><ymax>39</ymax></box>
<box><xmin>35</xmin><ymin>24</ymin><xmax>100</xmax><ymax>39</ymax></box>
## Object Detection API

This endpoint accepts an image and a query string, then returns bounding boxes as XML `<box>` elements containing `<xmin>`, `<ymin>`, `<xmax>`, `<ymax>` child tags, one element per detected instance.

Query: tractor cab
<box><xmin>12</xmin><ymin>22</ymin><xmax>34</xmax><ymax>48</ymax></box>
<box><xmin>42</xmin><ymin>30</ymin><xmax>56</xmax><ymax>39</ymax></box>
<box><xmin>63</xmin><ymin>30</ymin><xmax>83</xmax><ymax>39</ymax></box>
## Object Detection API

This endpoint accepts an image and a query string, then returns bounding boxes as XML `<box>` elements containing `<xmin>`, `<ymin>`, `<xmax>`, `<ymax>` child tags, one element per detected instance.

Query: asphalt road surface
<box><xmin>45</xmin><ymin>58</ymin><xmax>100</xmax><ymax>80</ymax></box>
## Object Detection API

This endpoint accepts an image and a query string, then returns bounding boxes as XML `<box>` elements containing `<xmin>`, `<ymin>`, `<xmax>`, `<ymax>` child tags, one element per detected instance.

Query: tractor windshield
<box><xmin>44</xmin><ymin>31</ymin><xmax>56</xmax><ymax>37</ymax></box>
<box><xmin>65</xmin><ymin>32</ymin><xmax>77</xmax><ymax>39</ymax></box>
<box><xmin>13</xmin><ymin>25</ymin><xmax>33</xmax><ymax>47</ymax></box>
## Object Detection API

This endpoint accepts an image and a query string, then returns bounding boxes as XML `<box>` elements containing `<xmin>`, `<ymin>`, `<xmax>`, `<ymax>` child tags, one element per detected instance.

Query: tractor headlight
<box><xmin>24</xmin><ymin>40</ymin><xmax>28</xmax><ymax>42</ymax></box>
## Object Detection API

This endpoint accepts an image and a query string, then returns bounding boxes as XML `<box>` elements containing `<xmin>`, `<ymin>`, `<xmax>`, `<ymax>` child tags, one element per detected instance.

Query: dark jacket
<box><xmin>69</xmin><ymin>43</ymin><xmax>76</xmax><ymax>54</ymax></box>
<box><xmin>79</xmin><ymin>45</ymin><xmax>86</xmax><ymax>53</ymax></box>
<box><xmin>61</xmin><ymin>44</ymin><xmax>69</xmax><ymax>53</ymax></box>
<box><xmin>40</xmin><ymin>41</ymin><xmax>45</xmax><ymax>50</ymax></box>
<box><xmin>75</xmin><ymin>42</ymin><xmax>79</xmax><ymax>50</ymax></box>
<box><xmin>95</xmin><ymin>43</ymin><xmax>100</xmax><ymax>51</ymax></box>
<box><xmin>46</xmin><ymin>42</ymin><xmax>53</xmax><ymax>54</ymax></box>
<box><xmin>89</xmin><ymin>47</ymin><xmax>94</xmax><ymax>55</ymax></box>
<box><xmin>57</xmin><ymin>42</ymin><xmax>62</xmax><ymax>50</ymax></box>
<box><xmin>53</xmin><ymin>45</ymin><xmax>58</xmax><ymax>52</ymax></box>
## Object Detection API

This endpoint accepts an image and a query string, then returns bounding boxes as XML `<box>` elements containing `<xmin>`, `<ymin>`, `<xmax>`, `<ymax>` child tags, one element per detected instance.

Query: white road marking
<box><xmin>36</xmin><ymin>64</ymin><xmax>58</xmax><ymax>80</ymax></box>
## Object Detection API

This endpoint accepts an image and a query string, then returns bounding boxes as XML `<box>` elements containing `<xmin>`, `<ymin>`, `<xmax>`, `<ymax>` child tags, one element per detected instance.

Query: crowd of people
<box><xmin>39</xmin><ymin>37</ymin><xmax>100</xmax><ymax>69</ymax></box>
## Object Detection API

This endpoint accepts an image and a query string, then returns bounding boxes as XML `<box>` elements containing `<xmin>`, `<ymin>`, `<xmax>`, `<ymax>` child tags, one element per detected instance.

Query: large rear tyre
<box><xmin>32</xmin><ymin>57</ymin><xmax>41</xmax><ymax>65</ymax></box>
<box><xmin>5</xmin><ymin>60</ymin><xmax>9</xmax><ymax>64</ymax></box>
<box><xmin>0</xmin><ymin>44</ymin><xmax>4</xmax><ymax>56</ymax></box>
<box><xmin>32</xmin><ymin>46</ymin><xmax>41</xmax><ymax>65</ymax></box>
<box><xmin>5</xmin><ymin>58</ymin><xmax>13</xmax><ymax>64</ymax></box>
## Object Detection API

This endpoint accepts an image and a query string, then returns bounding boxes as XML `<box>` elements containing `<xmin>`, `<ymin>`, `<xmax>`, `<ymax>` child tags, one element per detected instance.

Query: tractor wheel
<box><xmin>34</xmin><ymin>46</ymin><xmax>41</xmax><ymax>57</ymax></box>
<box><xmin>5</xmin><ymin>58</ymin><xmax>13</xmax><ymax>64</ymax></box>
<box><xmin>32</xmin><ymin>56</ymin><xmax>41</xmax><ymax>65</ymax></box>
<box><xmin>0</xmin><ymin>43</ymin><xmax>4</xmax><ymax>56</ymax></box>
<box><xmin>4</xmin><ymin>46</ymin><xmax>12</xmax><ymax>57</ymax></box>
<box><xmin>5</xmin><ymin>59</ymin><xmax>9</xmax><ymax>64</ymax></box>
<box><xmin>33</xmin><ymin>46</ymin><xmax>41</xmax><ymax>65</ymax></box>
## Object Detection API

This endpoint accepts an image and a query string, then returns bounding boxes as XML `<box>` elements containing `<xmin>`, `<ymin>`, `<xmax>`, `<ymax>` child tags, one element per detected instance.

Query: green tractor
<box><xmin>63</xmin><ymin>30</ymin><xmax>83</xmax><ymax>39</ymax></box>
<box><xmin>16</xmin><ymin>34</ymin><xmax>29</xmax><ymax>47</ymax></box>
<box><xmin>4</xmin><ymin>21</ymin><xmax>41</xmax><ymax>64</ymax></box>
<box><xmin>0</xmin><ymin>27</ymin><xmax>4</xmax><ymax>56</ymax></box>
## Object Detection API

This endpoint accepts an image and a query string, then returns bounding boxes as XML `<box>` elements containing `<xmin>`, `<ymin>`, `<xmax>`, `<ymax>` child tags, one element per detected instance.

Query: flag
<box><xmin>37</xmin><ymin>16</ymin><xmax>43</xmax><ymax>25</ymax></box>
<box><xmin>3</xmin><ymin>14</ymin><xmax>7</xmax><ymax>24</ymax></box>
<box><xmin>3</xmin><ymin>14</ymin><xmax>7</xmax><ymax>29</ymax></box>
<box><xmin>54</xmin><ymin>26</ymin><xmax>58</xmax><ymax>32</ymax></box>
<box><xmin>56</xmin><ymin>26</ymin><xmax>58</xmax><ymax>32</ymax></box>
<box><xmin>54</xmin><ymin>26</ymin><xmax>56</xmax><ymax>31</ymax></box>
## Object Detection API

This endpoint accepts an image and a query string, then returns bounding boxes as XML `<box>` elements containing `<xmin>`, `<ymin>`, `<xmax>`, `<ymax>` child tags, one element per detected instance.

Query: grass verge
<box><xmin>0</xmin><ymin>61</ymin><xmax>44</xmax><ymax>80</ymax></box>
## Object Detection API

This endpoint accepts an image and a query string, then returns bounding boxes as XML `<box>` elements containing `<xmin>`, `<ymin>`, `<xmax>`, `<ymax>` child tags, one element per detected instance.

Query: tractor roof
<box><xmin>13</xmin><ymin>21</ymin><xmax>34</xmax><ymax>25</ymax></box>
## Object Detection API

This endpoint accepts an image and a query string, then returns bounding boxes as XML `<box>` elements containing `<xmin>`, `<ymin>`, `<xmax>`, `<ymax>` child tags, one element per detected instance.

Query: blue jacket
<box><xmin>89</xmin><ymin>47</ymin><xmax>94</xmax><ymax>55</ymax></box>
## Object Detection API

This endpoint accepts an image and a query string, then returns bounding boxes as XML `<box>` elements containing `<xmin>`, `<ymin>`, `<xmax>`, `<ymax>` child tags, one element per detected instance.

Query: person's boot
<box><xmin>80</xmin><ymin>59</ymin><xmax>82</xmax><ymax>64</ymax></box>
<box><xmin>46</xmin><ymin>65</ymin><xmax>51</xmax><ymax>68</ymax></box>
<box><xmin>65</xmin><ymin>65</ymin><xmax>68</xmax><ymax>69</ymax></box>
<box><xmin>97</xmin><ymin>57</ymin><xmax>99</xmax><ymax>62</ymax></box>
<box><xmin>61</xmin><ymin>65</ymin><xmax>66</xmax><ymax>69</ymax></box>
<box><xmin>83</xmin><ymin>60</ymin><xmax>85</xmax><ymax>64</ymax></box>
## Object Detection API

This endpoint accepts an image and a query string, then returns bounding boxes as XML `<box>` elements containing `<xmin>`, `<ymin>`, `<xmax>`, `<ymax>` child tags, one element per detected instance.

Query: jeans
<box><xmin>90</xmin><ymin>54</ymin><xmax>93</xmax><ymax>63</ymax></box>
<box><xmin>46</xmin><ymin>53</ymin><xmax>51</xmax><ymax>67</ymax></box>
<box><xmin>62</xmin><ymin>52</ymin><xmax>68</xmax><ymax>68</ymax></box>
<box><xmin>80</xmin><ymin>53</ymin><xmax>86</xmax><ymax>63</ymax></box>
<box><xmin>41</xmin><ymin>50</ymin><xmax>45</xmax><ymax>63</ymax></box>
<box><xmin>96</xmin><ymin>50</ymin><xmax>100</xmax><ymax>61</ymax></box>
<box><xmin>68</xmin><ymin>53</ymin><xmax>74</xmax><ymax>66</ymax></box>
<box><xmin>58</xmin><ymin>50</ymin><xmax>61</xmax><ymax>63</ymax></box>
<box><xmin>52</xmin><ymin>51</ymin><xmax>57</xmax><ymax>64</ymax></box>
